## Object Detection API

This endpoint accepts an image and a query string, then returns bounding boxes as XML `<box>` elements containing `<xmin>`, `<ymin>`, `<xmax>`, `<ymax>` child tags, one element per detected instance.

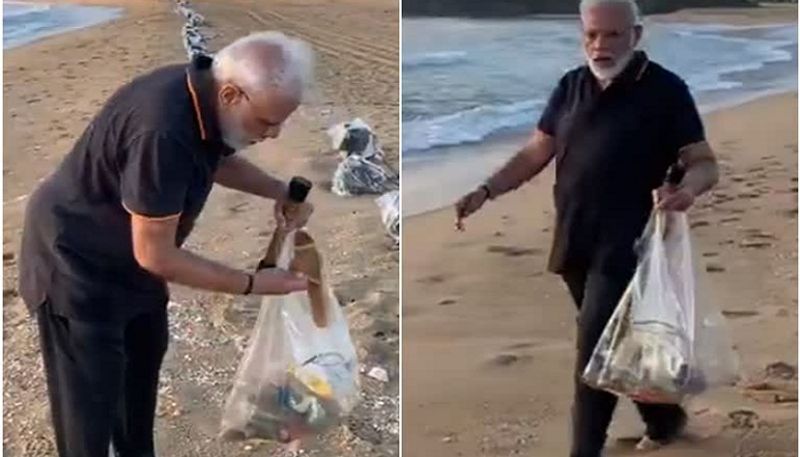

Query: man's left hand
<box><xmin>654</xmin><ymin>185</ymin><xmax>695</xmax><ymax>212</ymax></box>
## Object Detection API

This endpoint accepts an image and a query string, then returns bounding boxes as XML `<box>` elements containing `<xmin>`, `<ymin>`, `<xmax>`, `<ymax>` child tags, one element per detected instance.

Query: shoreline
<box><xmin>403</xmin><ymin>87</ymin><xmax>799</xmax><ymax>218</ymax></box>
<box><xmin>4</xmin><ymin>1</ymin><xmax>126</xmax><ymax>50</ymax></box>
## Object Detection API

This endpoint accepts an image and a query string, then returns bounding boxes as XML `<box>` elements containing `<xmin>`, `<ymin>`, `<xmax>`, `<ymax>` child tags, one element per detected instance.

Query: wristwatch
<box><xmin>479</xmin><ymin>183</ymin><xmax>492</xmax><ymax>200</ymax></box>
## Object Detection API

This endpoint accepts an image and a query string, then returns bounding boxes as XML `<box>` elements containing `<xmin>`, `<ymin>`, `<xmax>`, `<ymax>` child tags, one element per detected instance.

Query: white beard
<box><xmin>222</xmin><ymin>134</ymin><xmax>248</xmax><ymax>151</ymax></box>
<box><xmin>219</xmin><ymin>115</ymin><xmax>251</xmax><ymax>151</ymax></box>
<box><xmin>587</xmin><ymin>49</ymin><xmax>635</xmax><ymax>83</ymax></box>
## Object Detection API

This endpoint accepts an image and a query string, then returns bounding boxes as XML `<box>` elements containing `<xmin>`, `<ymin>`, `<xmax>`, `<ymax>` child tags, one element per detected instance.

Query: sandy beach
<box><xmin>2</xmin><ymin>0</ymin><xmax>398</xmax><ymax>456</ymax></box>
<box><xmin>401</xmin><ymin>7</ymin><xmax>798</xmax><ymax>457</ymax></box>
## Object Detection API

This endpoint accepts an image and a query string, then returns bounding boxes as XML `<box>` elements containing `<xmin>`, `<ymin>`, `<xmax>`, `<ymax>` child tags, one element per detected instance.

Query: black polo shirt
<box><xmin>537</xmin><ymin>51</ymin><xmax>705</xmax><ymax>275</ymax></box>
<box><xmin>19</xmin><ymin>55</ymin><xmax>234</xmax><ymax>321</ymax></box>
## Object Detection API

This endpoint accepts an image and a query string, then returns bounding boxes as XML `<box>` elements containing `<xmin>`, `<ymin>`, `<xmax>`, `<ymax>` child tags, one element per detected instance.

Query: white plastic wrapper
<box><xmin>220</xmin><ymin>231</ymin><xmax>359</xmax><ymax>441</ymax></box>
<box><xmin>582</xmin><ymin>211</ymin><xmax>739</xmax><ymax>404</ymax></box>
<box><xmin>375</xmin><ymin>191</ymin><xmax>399</xmax><ymax>247</ymax></box>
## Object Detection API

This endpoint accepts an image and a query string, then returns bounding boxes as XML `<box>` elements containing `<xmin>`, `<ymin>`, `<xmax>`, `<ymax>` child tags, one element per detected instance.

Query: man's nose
<box><xmin>593</xmin><ymin>35</ymin><xmax>610</xmax><ymax>51</ymax></box>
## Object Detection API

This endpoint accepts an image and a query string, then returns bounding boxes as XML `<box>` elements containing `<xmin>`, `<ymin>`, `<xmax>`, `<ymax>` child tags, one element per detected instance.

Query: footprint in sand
<box><xmin>418</xmin><ymin>274</ymin><xmax>447</xmax><ymax>285</ymax></box>
<box><xmin>487</xmin><ymin>245</ymin><xmax>542</xmax><ymax>257</ymax></box>
<box><xmin>705</xmin><ymin>263</ymin><xmax>725</xmax><ymax>273</ymax></box>
<box><xmin>437</xmin><ymin>297</ymin><xmax>457</xmax><ymax>306</ymax></box>
<box><xmin>765</xmin><ymin>361</ymin><xmax>797</xmax><ymax>380</ymax></box>
<box><xmin>728</xmin><ymin>409</ymin><xmax>759</xmax><ymax>430</ymax></box>
<box><xmin>719</xmin><ymin>216</ymin><xmax>741</xmax><ymax>223</ymax></box>
<box><xmin>690</xmin><ymin>220</ymin><xmax>710</xmax><ymax>229</ymax></box>
<box><xmin>486</xmin><ymin>352</ymin><xmax>533</xmax><ymax>367</ymax></box>
<box><xmin>737</xmin><ymin>192</ymin><xmax>760</xmax><ymax>199</ymax></box>
<box><xmin>505</xmin><ymin>341</ymin><xmax>538</xmax><ymax>351</ymax></box>
<box><xmin>740</xmin><ymin>239</ymin><xmax>772</xmax><ymax>249</ymax></box>
<box><xmin>721</xmin><ymin>309</ymin><xmax>759</xmax><ymax>318</ymax></box>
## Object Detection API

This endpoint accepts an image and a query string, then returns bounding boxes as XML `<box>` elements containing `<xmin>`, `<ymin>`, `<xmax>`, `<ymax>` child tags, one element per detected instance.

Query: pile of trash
<box><xmin>174</xmin><ymin>0</ymin><xmax>212</xmax><ymax>59</ymax></box>
<box><xmin>327</xmin><ymin>119</ymin><xmax>398</xmax><ymax>197</ymax></box>
<box><xmin>327</xmin><ymin>119</ymin><xmax>400</xmax><ymax>248</ymax></box>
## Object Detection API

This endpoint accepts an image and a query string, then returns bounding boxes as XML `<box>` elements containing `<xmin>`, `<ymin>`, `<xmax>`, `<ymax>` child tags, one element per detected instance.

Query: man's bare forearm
<box><xmin>152</xmin><ymin>246</ymin><xmax>251</xmax><ymax>295</ymax></box>
<box><xmin>681</xmin><ymin>159</ymin><xmax>718</xmax><ymax>197</ymax></box>
<box><xmin>214</xmin><ymin>156</ymin><xmax>286</xmax><ymax>200</ymax></box>
<box><xmin>679</xmin><ymin>141</ymin><xmax>719</xmax><ymax>197</ymax></box>
<box><xmin>485</xmin><ymin>129</ymin><xmax>555</xmax><ymax>198</ymax></box>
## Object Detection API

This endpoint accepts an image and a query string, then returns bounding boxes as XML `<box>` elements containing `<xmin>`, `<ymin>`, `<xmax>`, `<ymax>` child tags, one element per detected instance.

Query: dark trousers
<box><xmin>562</xmin><ymin>268</ymin><xmax>686</xmax><ymax>457</ymax></box>
<box><xmin>37</xmin><ymin>300</ymin><xmax>169</xmax><ymax>457</ymax></box>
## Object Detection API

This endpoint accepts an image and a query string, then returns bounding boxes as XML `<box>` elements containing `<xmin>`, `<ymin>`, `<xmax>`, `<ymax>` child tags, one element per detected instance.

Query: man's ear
<box><xmin>219</xmin><ymin>83</ymin><xmax>241</xmax><ymax>107</ymax></box>
<box><xmin>632</xmin><ymin>25</ymin><xmax>643</xmax><ymax>47</ymax></box>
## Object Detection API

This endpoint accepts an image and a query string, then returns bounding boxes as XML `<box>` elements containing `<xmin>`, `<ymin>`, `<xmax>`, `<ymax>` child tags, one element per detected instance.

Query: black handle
<box><xmin>288</xmin><ymin>176</ymin><xmax>312</xmax><ymax>203</ymax></box>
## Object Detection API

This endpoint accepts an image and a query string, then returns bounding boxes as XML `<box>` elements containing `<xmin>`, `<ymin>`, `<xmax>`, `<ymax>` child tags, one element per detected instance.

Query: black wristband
<box><xmin>243</xmin><ymin>273</ymin><xmax>254</xmax><ymax>295</ymax></box>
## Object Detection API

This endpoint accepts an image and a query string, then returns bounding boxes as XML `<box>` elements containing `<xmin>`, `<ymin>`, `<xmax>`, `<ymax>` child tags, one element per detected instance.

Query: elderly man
<box><xmin>455</xmin><ymin>0</ymin><xmax>719</xmax><ymax>455</ymax></box>
<box><xmin>19</xmin><ymin>32</ymin><xmax>314</xmax><ymax>457</ymax></box>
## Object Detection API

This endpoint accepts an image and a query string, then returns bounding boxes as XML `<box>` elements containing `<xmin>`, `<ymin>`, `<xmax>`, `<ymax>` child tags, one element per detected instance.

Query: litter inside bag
<box><xmin>327</xmin><ymin>119</ymin><xmax>398</xmax><ymax>196</ymax></box>
<box><xmin>582</xmin><ymin>211</ymin><xmax>739</xmax><ymax>404</ymax></box>
<box><xmin>220</xmin><ymin>231</ymin><xmax>359</xmax><ymax>442</ymax></box>
<box><xmin>375</xmin><ymin>191</ymin><xmax>399</xmax><ymax>248</ymax></box>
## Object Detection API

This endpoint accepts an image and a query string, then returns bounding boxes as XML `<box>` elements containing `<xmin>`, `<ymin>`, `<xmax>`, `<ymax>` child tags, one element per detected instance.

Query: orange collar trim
<box><xmin>185</xmin><ymin>71</ymin><xmax>207</xmax><ymax>141</ymax></box>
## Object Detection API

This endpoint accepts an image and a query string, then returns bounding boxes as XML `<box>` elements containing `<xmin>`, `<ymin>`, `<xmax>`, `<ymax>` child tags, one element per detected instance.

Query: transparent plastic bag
<box><xmin>375</xmin><ymin>191</ymin><xmax>399</xmax><ymax>247</ymax></box>
<box><xmin>327</xmin><ymin>118</ymin><xmax>399</xmax><ymax>196</ymax></box>
<box><xmin>220</xmin><ymin>230</ymin><xmax>359</xmax><ymax>442</ymax></box>
<box><xmin>582</xmin><ymin>211</ymin><xmax>739</xmax><ymax>403</ymax></box>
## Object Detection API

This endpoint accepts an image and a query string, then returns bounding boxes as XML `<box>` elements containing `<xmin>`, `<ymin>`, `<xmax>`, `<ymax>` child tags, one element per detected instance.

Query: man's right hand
<box><xmin>252</xmin><ymin>268</ymin><xmax>308</xmax><ymax>295</ymax></box>
<box><xmin>454</xmin><ymin>186</ymin><xmax>489</xmax><ymax>231</ymax></box>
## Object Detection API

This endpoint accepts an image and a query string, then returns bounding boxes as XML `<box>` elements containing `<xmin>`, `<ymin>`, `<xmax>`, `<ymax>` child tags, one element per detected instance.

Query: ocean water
<box><xmin>402</xmin><ymin>18</ymin><xmax>798</xmax><ymax>156</ymax></box>
<box><xmin>4</xmin><ymin>1</ymin><xmax>122</xmax><ymax>49</ymax></box>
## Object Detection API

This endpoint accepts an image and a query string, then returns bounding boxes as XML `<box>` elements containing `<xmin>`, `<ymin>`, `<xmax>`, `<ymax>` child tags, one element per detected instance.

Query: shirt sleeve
<box><xmin>667</xmin><ymin>80</ymin><xmax>706</xmax><ymax>154</ymax></box>
<box><xmin>120</xmin><ymin>131</ymin><xmax>192</xmax><ymax>219</ymax></box>
<box><xmin>537</xmin><ymin>73</ymin><xmax>569</xmax><ymax>136</ymax></box>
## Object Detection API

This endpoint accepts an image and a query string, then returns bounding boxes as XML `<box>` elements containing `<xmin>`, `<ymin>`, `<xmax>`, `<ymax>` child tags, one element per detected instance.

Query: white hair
<box><xmin>579</xmin><ymin>0</ymin><xmax>642</xmax><ymax>26</ymax></box>
<box><xmin>212</xmin><ymin>31</ymin><xmax>314</xmax><ymax>98</ymax></box>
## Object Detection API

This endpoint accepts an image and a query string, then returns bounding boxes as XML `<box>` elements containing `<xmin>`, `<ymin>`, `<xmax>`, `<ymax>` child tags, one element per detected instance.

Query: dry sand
<box><xmin>3</xmin><ymin>0</ymin><xmax>398</xmax><ymax>456</ymax></box>
<box><xmin>401</xmin><ymin>9</ymin><xmax>798</xmax><ymax>457</ymax></box>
